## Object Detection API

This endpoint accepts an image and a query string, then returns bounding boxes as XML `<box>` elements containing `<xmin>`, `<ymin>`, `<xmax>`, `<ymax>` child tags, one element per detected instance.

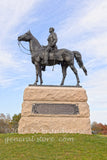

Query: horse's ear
<box><xmin>27</xmin><ymin>30</ymin><xmax>31</xmax><ymax>34</ymax></box>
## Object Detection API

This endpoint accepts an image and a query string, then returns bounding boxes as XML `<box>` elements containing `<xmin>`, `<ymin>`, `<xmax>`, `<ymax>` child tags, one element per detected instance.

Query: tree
<box><xmin>91</xmin><ymin>121</ymin><xmax>107</xmax><ymax>135</ymax></box>
<box><xmin>0</xmin><ymin>113</ymin><xmax>11</xmax><ymax>133</ymax></box>
<box><xmin>0</xmin><ymin>113</ymin><xmax>21</xmax><ymax>133</ymax></box>
<box><xmin>11</xmin><ymin>113</ymin><xmax>21</xmax><ymax>133</ymax></box>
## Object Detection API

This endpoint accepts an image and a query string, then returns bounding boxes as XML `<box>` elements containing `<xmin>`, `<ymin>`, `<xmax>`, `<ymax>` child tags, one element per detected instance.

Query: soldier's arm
<box><xmin>52</xmin><ymin>33</ymin><xmax>58</xmax><ymax>43</ymax></box>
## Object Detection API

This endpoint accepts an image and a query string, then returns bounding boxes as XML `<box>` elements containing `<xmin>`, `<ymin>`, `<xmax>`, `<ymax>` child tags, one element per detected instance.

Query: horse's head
<box><xmin>18</xmin><ymin>30</ymin><xmax>32</xmax><ymax>42</ymax></box>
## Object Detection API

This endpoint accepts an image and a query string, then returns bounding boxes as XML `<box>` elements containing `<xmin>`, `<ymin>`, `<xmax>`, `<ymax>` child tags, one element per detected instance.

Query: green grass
<box><xmin>0</xmin><ymin>133</ymin><xmax>107</xmax><ymax>160</ymax></box>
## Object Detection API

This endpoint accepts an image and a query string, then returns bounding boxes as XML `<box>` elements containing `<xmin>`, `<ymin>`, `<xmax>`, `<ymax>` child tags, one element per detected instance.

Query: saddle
<box><xmin>42</xmin><ymin>45</ymin><xmax>58</xmax><ymax>60</ymax></box>
<box><xmin>32</xmin><ymin>45</ymin><xmax>62</xmax><ymax>68</ymax></box>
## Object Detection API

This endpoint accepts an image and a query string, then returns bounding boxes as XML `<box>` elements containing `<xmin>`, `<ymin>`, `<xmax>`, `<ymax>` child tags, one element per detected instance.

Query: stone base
<box><xmin>18</xmin><ymin>86</ymin><xmax>91</xmax><ymax>134</ymax></box>
<box><xmin>18</xmin><ymin>117</ymin><xmax>91</xmax><ymax>134</ymax></box>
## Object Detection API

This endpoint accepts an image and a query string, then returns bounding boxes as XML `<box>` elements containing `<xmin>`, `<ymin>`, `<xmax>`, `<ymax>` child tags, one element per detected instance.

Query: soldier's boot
<box><xmin>44</xmin><ymin>52</ymin><xmax>48</xmax><ymax>64</ymax></box>
<box><xmin>41</xmin><ymin>66</ymin><xmax>46</xmax><ymax>71</ymax></box>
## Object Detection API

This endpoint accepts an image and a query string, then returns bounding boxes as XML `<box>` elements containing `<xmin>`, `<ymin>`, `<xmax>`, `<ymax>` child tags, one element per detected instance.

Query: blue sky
<box><xmin>0</xmin><ymin>0</ymin><xmax>107</xmax><ymax>124</ymax></box>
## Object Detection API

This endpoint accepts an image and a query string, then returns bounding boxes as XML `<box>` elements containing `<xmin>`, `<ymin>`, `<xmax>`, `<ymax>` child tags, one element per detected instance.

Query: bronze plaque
<box><xmin>32</xmin><ymin>103</ymin><xmax>79</xmax><ymax>115</ymax></box>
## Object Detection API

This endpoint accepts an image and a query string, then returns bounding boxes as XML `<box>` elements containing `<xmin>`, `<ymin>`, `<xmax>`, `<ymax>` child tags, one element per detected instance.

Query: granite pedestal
<box><xmin>18</xmin><ymin>86</ymin><xmax>91</xmax><ymax>134</ymax></box>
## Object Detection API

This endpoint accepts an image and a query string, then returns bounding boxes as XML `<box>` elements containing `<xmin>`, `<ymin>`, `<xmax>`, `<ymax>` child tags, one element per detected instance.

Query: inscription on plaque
<box><xmin>32</xmin><ymin>104</ymin><xmax>79</xmax><ymax>115</ymax></box>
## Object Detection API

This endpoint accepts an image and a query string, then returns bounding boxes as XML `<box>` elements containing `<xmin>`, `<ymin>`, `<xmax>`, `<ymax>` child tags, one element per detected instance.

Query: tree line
<box><xmin>91</xmin><ymin>121</ymin><xmax>107</xmax><ymax>135</ymax></box>
<box><xmin>0</xmin><ymin>113</ymin><xmax>21</xmax><ymax>133</ymax></box>
<box><xmin>0</xmin><ymin>113</ymin><xmax>107</xmax><ymax>134</ymax></box>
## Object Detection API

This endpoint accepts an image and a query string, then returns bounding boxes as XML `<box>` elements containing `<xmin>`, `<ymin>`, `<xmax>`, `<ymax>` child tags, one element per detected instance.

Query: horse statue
<box><xmin>18</xmin><ymin>30</ymin><xmax>87</xmax><ymax>86</ymax></box>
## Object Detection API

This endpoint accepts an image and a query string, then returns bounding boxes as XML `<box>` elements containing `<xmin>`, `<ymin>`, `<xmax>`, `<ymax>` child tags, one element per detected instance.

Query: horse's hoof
<box><xmin>76</xmin><ymin>83</ymin><xmax>81</xmax><ymax>87</ymax></box>
<box><xmin>29</xmin><ymin>83</ymin><xmax>37</xmax><ymax>86</ymax></box>
<box><xmin>33</xmin><ymin>83</ymin><xmax>37</xmax><ymax>86</ymax></box>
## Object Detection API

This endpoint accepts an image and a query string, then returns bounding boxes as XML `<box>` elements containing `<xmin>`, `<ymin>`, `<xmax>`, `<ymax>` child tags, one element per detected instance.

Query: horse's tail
<box><xmin>73</xmin><ymin>51</ymin><xmax>87</xmax><ymax>75</ymax></box>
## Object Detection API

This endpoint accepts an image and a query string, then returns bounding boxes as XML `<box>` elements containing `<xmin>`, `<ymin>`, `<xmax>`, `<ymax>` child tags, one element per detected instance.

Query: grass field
<box><xmin>0</xmin><ymin>133</ymin><xmax>107</xmax><ymax>160</ymax></box>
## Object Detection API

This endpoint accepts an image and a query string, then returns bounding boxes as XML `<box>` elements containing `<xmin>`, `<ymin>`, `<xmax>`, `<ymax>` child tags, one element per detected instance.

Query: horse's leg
<box><xmin>60</xmin><ymin>65</ymin><xmax>67</xmax><ymax>86</ymax></box>
<box><xmin>33</xmin><ymin>63</ymin><xmax>39</xmax><ymax>85</ymax></box>
<box><xmin>70</xmin><ymin>65</ymin><xmax>80</xmax><ymax>87</ymax></box>
<box><xmin>38</xmin><ymin>65</ymin><xmax>43</xmax><ymax>85</ymax></box>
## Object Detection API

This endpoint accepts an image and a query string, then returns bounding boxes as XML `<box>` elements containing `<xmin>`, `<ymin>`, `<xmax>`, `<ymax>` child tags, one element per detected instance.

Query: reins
<box><xmin>18</xmin><ymin>41</ymin><xmax>55</xmax><ymax>71</ymax></box>
<box><xmin>18</xmin><ymin>41</ymin><xmax>31</xmax><ymax>55</ymax></box>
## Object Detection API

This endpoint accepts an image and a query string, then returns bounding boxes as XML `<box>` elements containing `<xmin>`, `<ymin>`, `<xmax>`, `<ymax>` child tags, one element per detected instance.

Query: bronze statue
<box><xmin>18</xmin><ymin>29</ymin><xmax>87</xmax><ymax>86</ymax></box>
<box><xmin>44</xmin><ymin>27</ymin><xmax>58</xmax><ymax>64</ymax></box>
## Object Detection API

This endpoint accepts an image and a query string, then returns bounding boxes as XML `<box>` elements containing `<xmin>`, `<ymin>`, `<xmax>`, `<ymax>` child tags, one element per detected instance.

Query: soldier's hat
<box><xmin>49</xmin><ymin>27</ymin><xmax>54</xmax><ymax>31</ymax></box>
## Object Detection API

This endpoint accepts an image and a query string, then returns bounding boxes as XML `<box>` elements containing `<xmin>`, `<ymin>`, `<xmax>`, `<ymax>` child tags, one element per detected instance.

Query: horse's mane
<box><xmin>29</xmin><ymin>30</ymin><xmax>41</xmax><ymax>48</ymax></box>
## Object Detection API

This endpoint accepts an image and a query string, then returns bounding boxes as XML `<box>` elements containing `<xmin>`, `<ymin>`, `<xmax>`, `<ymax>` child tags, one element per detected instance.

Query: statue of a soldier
<box><xmin>44</xmin><ymin>27</ymin><xmax>58</xmax><ymax>64</ymax></box>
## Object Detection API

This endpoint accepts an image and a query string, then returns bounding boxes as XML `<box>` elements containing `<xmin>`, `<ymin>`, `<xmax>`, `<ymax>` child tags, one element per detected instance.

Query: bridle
<box><xmin>18</xmin><ymin>41</ymin><xmax>31</xmax><ymax>55</ymax></box>
<box><xmin>18</xmin><ymin>41</ymin><xmax>55</xmax><ymax>71</ymax></box>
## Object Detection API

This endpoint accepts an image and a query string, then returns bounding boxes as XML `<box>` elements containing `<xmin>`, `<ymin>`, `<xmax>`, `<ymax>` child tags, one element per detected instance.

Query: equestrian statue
<box><xmin>18</xmin><ymin>27</ymin><xmax>87</xmax><ymax>86</ymax></box>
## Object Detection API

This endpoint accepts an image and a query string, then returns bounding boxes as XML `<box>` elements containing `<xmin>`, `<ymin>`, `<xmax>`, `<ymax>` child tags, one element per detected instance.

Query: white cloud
<box><xmin>79</xmin><ymin>0</ymin><xmax>107</xmax><ymax>31</ymax></box>
<box><xmin>0</xmin><ymin>0</ymin><xmax>43</xmax><ymax>87</ymax></box>
<box><xmin>0</xmin><ymin>0</ymin><xmax>41</xmax><ymax>39</ymax></box>
<box><xmin>90</xmin><ymin>110</ymin><xmax>107</xmax><ymax>124</ymax></box>
<box><xmin>0</xmin><ymin>51</ymin><xmax>19</xmax><ymax>69</ymax></box>
<box><xmin>57</xmin><ymin>0</ymin><xmax>107</xmax><ymax>54</ymax></box>
<box><xmin>0</xmin><ymin>74</ymin><xmax>31</xmax><ymax>88</ymax></box>
<box><xmin>82</xmin><ymin>66</ymin><xmax>107</xmax><ymax>124</ymax></box>
<box><xmin>56</xmin><ymin>1</ymin><xmax>107</xmax><ymax>124</ymax></box>
<box><xmin>0</xmin><ymin>0</ymin><xmax>43</xmax><ymax>48</ymax></box>
<box><xmin>57</xmin><ymin>0</ymin><xmax>107</xmax><ymax>125</ymax></box>
<box><xmin>75</xmin><ymin>33</ymin><xmax>107</xmax><ymax>61</ymax></box>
